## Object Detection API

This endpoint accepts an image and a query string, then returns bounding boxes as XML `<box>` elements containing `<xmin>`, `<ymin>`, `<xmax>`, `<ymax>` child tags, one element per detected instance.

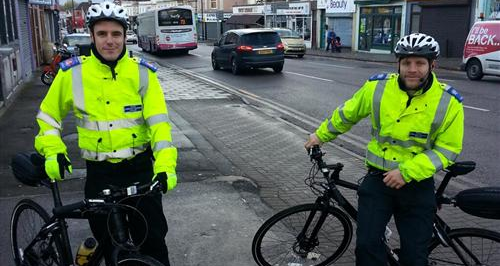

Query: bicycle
<box><xmin>10</xmin><ymin>152</ymin><xmax>166</xmax><ymax>266</ymax></box>
<box><xmin>252</xmin><ymin>146</ymin><xmax>500</xmax><ymax>266</ymax></box>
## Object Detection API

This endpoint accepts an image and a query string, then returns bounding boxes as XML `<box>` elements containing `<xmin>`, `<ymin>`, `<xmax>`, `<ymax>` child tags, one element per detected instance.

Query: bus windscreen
<box><xmin>158</xmin><ymin>9</ymin><xmax>193</xmax><ymax>26</ymax></box>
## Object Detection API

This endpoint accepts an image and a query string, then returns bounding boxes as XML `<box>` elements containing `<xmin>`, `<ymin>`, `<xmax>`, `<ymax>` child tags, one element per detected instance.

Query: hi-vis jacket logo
<box><xmin>124</xmin><ymin>105</ymin><xmax>142</xmax><ymax>113</ymax></box>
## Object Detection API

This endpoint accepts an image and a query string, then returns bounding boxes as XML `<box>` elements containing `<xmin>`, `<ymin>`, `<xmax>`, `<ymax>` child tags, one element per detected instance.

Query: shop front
<box><xmin>276</xmin><ymin>2</ymin><xmax>312</xmax><ymax>48</ymax></box>
<box><xmin>232</xmin><ymin>3</ymin><xmax>313</xmax><ymax>48</ymax></box>
<box><xmin>355</xmin><ymin>0</ymin><xmax>404</xmax><ymax>53</ymax></box>
<box><xmin>326</xmin><ymin>0</ymin><xmax>355</xmax><ymax>49</ymax></box>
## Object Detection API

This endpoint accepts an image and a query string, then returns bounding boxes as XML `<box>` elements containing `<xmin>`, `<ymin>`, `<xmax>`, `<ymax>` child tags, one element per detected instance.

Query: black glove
<box><xmin>153</xmin><ymin>172</ymin><xmax>172</xmax><ymax>194</ymax></box>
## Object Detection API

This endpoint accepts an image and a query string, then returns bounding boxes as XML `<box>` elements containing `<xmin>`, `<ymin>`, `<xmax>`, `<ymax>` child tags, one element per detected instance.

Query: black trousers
<box><xmin>84</xmin><ymin>151</ymin><xmax>170</xmax><ymax>266</ymax></box>
<box><xmin>355</xmin><ymin>169</ymin><xmax>436</xmax><ymax>266</ymax></box>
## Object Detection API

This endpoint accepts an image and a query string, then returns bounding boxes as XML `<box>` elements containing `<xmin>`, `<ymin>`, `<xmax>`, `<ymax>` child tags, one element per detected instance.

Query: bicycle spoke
<box><xmin>253</xmin><ymin>204</ymin><xmax>352</xmax><ymax>266</ymax></box>
<box><xmin>429</xmin><ymin>230</ymin><xmax>500</xmax><ymax>266</ymax></box>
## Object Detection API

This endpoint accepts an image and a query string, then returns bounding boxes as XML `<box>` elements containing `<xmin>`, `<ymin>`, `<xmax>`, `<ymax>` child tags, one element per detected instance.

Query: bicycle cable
<box><xmin>105</xmin><ymin>202</ymin><xmax>148</xmax><ymax>251</ymax></box>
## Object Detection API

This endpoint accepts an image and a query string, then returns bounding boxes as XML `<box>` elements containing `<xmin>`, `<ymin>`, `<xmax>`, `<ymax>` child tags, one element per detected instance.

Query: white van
<box><xmin>462</xmin><ymin>20</ymin><xmax>500</xmax><ymax>80</ymax></box>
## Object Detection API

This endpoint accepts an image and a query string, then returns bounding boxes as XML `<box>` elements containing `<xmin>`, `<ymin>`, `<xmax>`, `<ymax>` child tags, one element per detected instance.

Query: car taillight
<box><xmin>236</xmin><ymin>45</ymin><xmax>253</xmax><ymax>52</ymax></box>
<box><xmin>277</xmin><ymin>42</ymin><xmax>285</xmax><ymax>51</ymax></box>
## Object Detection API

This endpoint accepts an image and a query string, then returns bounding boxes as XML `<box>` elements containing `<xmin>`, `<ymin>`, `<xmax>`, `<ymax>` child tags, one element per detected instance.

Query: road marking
<box><xmin>284</xmin><ymin>71</ymin><xmax>334</xmax><ymax>82</ymax></box>
<box><xmin>190</xmin><ymin>53</ymin><xmax>204</xmax><ymax>57</ymax></box>
<box><xmin>464</xmin><ymin>105</ymin><xmax>489</xmax><ymax>112</ymax></box>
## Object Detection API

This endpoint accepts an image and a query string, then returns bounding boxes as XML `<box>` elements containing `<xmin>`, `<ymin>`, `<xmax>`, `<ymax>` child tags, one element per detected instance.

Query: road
<box><xmin>132</xmin><ymin>43</ymin><xmax>500</xmax><ymax>187</ymax></box>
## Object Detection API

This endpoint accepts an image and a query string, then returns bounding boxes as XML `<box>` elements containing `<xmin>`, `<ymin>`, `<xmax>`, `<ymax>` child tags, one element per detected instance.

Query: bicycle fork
<box><xmin>295</xmin><ymin>198</ymin><xmax>330</xmax><ymax>257</ymax></box>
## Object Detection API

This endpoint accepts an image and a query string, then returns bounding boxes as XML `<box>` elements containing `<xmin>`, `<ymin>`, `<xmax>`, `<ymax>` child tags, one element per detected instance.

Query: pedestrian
<box><xmin>34</xmin><ymin>1</ymin><xmax>177</xmax><ymax>265</ymax></box>
<box><xmin>304</xmin><ymin>33</ymin><xmax>464</xmax><ymax>266</ymax></box>
<box><xmin>333</xmin><ymin>36</ymin><xmax>341</xmax><ymax>53</ymax></box>
<box><xmin>325</xmin><ymin>25</ymin><xmax>335</xmax><ymax>51</ymax></box>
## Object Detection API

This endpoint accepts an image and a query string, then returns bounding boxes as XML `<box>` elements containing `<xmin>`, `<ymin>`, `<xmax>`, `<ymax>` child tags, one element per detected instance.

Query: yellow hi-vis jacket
<box><xmin>315</xmin><ymin>73</ymin><xmax>464</xmax><ymax>182</ymax></box>
<box><xmin>34</xmin><ymin>51</ymin><xmax>177</xmax><ymax>177</ymax></box>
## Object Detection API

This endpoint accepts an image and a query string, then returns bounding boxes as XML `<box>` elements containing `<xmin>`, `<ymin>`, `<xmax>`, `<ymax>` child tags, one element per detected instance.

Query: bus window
<box><xmin>158</xmin><ymin>9</ymin><xmax>193</xmax><ymax>26</ymax></box>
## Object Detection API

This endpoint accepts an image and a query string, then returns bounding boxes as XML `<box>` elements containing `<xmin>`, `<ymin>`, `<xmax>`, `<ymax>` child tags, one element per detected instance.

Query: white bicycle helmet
<box><xmin>86</xmin><ymin>1</ymin><xmax>128</xmax><ymax>30</ymax></box>
<box><xmin>394</xmin><ymin>33</ymin><xmax>440</xmax><ymax>59</ymax></box>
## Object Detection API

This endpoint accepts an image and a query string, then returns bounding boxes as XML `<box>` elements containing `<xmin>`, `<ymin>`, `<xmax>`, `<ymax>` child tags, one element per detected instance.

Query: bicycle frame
<box><xmin>21</xmin><ymin>181</ymin><xmax>151</xmax><ymax>266</ymax></box>
<box><xmin>306</xmin><ymin>147</ymin><xmax>478</xmax><ymax>266</ymax></box>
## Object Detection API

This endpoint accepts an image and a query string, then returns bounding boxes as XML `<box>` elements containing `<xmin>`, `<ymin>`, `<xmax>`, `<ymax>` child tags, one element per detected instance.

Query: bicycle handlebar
<box><xmin>308</xmin><ymin>146</ymin><xmax>476</xmax><ymax>201</ymax></box>
<box><xmin>52</xmin><ymin>181</ymin><xmax>162</xmax><ymax>217</ymax></box>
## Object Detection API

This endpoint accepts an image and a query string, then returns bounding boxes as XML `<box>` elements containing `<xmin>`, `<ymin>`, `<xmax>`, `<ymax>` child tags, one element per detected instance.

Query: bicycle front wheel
<box><xmin>252</xmin><ymin>203</ymin><xmax>353</xmax><ymax>266</ymax></box>
<box><xmin>428</xmin><ymin>228</ymin><xmax>500</xmax><ymax>265</ymax></box>
<box><xmin>117</xmin><ymin>254</ymin><xmax>165</xmax><ymax>266</ymax></box>
<box><xmin>11</xmin><ymin>199</ymin><xmax>63</xmax><ymax>266</ymax></box>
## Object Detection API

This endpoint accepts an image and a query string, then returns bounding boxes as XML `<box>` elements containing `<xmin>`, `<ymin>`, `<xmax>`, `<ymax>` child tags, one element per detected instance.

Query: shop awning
<box><xmin>225</xmin><ymin>14</ymin><xmax>264</xmax><ymax>26</ymax></box>
<box><xmin>354</xmin><ymin>0</ymin><xmax>393</xmax><ymax>5</ymax></box>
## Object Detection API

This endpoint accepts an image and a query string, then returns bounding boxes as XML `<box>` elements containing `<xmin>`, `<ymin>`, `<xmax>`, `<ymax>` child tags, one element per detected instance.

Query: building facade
<box><xmin>1</xmin><ymin>0</ymin><xmax>58</xmax><ymax>110</ymax></box>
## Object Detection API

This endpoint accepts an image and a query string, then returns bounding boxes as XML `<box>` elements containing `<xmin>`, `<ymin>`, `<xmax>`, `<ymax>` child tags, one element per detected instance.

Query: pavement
<box><xmin>0</xmin><ymin>51</ymin><xmax>498</xmax><ymax>266</ymax></box>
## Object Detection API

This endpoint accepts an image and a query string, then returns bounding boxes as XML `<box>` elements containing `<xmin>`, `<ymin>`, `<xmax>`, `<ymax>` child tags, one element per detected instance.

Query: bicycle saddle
<box><xmin>446</xmin><ymin>161</ymin><xmax>475</xmax><ymax>176</ymax></box>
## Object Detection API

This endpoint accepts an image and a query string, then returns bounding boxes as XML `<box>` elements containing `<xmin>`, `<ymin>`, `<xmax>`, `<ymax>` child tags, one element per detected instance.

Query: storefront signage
<box><xmin>233</xmin><ymin>5</ymin><xmax>265</xmax><ymax>14</ymax></box>
<box><xmin>326</xmin><ymin>0</ymin><xmax>355</xmax><ymax>13</ymax></box>
<box><xmin>29</xmin><ymin>0</ymin><xmax>53</xmax><ymax>5</ymax></box>
<box><xmin>197</xmin><ymin>13</ymin><xmax>232</xmax><ymax>22</ymax></box>
<box><xmin>317</xmin><ymin>0</ymin><xmax>328</xmax><ymax>9</ymax></box>
<box><xmin>276</xmin><ymin>2</ymin><xmax>310</xmax><ymax>15</ymax></box>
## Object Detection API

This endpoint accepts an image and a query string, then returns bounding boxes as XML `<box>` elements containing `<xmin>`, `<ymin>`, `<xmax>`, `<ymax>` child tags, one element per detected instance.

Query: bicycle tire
<box><xmin>11</xmin><ymin>199</ymin><xmax>64</xmax><ymax>266</ymax></box>
<box><xmin>116</xmin><ymin>253</ymin><xmax>165</xmax><ymax>266</ymax></box>
<box><xmin>428</xmin><ymin>227</ymin><xmax>500</xmax><ymax>265</ymax></box>
<box><xmin>252</xmin><ymin>203</ymin><xmax>353</xmax><ymax>266</ymax></box>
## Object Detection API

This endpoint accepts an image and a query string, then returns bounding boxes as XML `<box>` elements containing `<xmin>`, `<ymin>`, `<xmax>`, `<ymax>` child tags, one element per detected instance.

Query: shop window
<box><xmin>377</xmin><ymin>7</ymin><xmax>391</xmax><ymax>14</ymax></box>
<box><xmin>358</xmin><ymin>6</ymin><xmax>402</xmax><ymax>51</ymax></box>
<box><xmin>361</xmin><ymin>8</ymin><xmax>372</xmax><ymax>14</ymax></box>
<box><xmin>410</xmin><ymin>5</ymin><xmax>421</xmax><ymax>33</ymax></box>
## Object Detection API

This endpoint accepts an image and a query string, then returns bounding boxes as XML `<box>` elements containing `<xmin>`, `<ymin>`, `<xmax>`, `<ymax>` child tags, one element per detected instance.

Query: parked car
<box><xmin>126</xmin><ymin>30</ymin><xmax>138</xmax><ymax>44</ymax></box>
<box><xmin>211</xmin><ymin>28</ymin><xmax>285</xmax><ymax>75</ymax></box>
<box><xmin>62</xmin><ymin>33</ymin><xmax>91</xmax><ymax>56</ymax></box>
<box><xmin>462</xmin><ymin>20</ymin><xmax>500</xmax><ymax>80</ymax></box>
<box><xmin>273</xmin><ymin>28</ymin><xmax>306</xmax><ymax>58</ymax></box>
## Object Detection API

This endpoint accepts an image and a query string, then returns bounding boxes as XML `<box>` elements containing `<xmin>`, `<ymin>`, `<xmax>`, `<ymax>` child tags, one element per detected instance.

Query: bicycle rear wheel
<box><xmin>252</xmin><ymin>203</ymin><xmax>353</xmax><ymax>266</ymax></box>
<box><xmin>428</xmin><ymin>228</ymin><xmax>500</xmax><ymax>265</ymax></box>
<box><xmin>11</xmin><ymin>199</ymin><xmax>63</xmax><ymax>266</ymax></box>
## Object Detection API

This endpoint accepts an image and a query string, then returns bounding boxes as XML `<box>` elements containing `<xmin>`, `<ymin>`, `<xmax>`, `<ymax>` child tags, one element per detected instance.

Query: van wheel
<box><xmin>466</xmin><ymin>59</ymin><xmax>484</xmax><ymax>81</ymax></box>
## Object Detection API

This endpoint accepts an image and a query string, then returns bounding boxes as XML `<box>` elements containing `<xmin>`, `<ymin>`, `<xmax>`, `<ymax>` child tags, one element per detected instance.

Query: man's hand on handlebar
<box><xmin>152</xmin><ymin>172</ymin><xmax>177</xmax><ymax>194</ymax></box>
<box><xmin>304</xmin><ymin>133</ymin><xmax>323</xmax><ymax>151</ymax></box>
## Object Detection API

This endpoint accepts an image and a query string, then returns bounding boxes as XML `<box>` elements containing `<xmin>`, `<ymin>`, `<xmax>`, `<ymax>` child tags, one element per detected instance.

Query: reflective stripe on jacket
<box><xmin>315</xmin><ymin>73</ymin><xmax>464</xmax><ymax>182</ymax></box>
<box><xmin>35</xmin><ymin>51</ymin><xmax>177</xmax><ymax>176</ymax></box>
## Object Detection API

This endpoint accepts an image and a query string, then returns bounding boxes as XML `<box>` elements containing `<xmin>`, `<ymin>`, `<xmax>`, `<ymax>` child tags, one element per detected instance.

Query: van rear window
<box><xmin>241</xmin><ymin>33</ymin><xmax>280</xmax><ymax>46</ymax></box>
